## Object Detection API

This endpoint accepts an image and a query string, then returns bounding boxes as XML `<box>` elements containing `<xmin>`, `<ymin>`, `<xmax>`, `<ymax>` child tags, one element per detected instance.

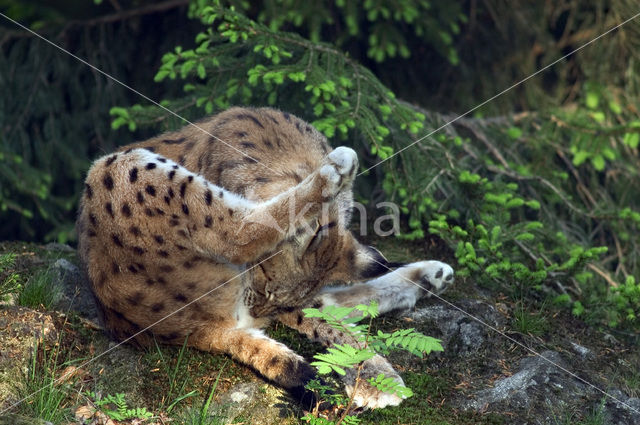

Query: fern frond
<box><xmin>368</xmin><ymin>373</ymin><xmax>413</xmax><ymax>398</ymax></box>
<box><xmin>310</xmin><ymin>344</ymin><xmax>375</xmax><ymax>375</ymax></box>
<box><xmin>373</xmin><ymin>328</ymin><xmax>443</xmax><ymax>358</ymax></box>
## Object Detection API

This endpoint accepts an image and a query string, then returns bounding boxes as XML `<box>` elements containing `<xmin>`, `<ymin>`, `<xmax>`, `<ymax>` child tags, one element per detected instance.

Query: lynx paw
<box><xmin>407</xmin><ymin>260</ymin><xmax>454</xmax><ymax>297</ymax></box>
<box><xmin>319</xmin><ymin>147</ymin><xmax>358</xmax><ymax>199</ymax></box>
<box><xmin>343</xmin><ymin>355</ymin><xmax>405</xmax><ymax>409</ymax></box>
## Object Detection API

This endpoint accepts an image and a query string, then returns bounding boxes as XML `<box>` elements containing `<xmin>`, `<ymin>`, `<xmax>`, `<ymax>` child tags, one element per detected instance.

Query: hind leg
<box><xmin>277</xmin><ymin>260</ymin><xmax>454</xmax><ymax>409</ymax></box>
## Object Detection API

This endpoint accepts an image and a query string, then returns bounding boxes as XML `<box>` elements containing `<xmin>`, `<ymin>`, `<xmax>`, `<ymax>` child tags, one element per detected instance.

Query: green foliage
<box><xmin>0</xmin><ymin>253</ymin><xmax>22</xmax><ymax>302</ymax></box>
<box><xmin>251</xmin><ymin>0</ymin><xmax>465</xmax><ymax>65</ymax></box>
<box><xmin>153</xmin><ymin>337</ymin><xmax>199</xmax><ymax>413</ymax></box>
<box><xmin>302</xmin><ymin>302</ymin><xmax>442</xmax><ymax>423</ymax></box>
<box><xmin>84</xmin><ymin>392</ymin><xmax>154</xmax><ymax>421</ymax></box>
<box><xmin>17</xmin><ymin>338</ymin><xmax>74</xmax><ymax>423</ymax></box>
<box><xmin>117</xmin><ymin>0</ymin><xmax>426</xmax><ymax>160</ymax></box>
<box><xmin>17</xmin><ymin>268</ymin><xmax>60</xmax><ymax>310</ymax></box>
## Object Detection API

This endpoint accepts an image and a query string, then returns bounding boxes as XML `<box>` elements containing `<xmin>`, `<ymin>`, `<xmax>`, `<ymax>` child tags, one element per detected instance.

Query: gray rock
<box><xmin>409</xmin><ymin>299</ymin><xmax>503</xmax><ymax>355</ymax></box>
<box><xmin>570</xmin><ymin>341</ymin><xmax>593</xmax><ymax>360</ymax></box>
<box><xmin>50</xmin><ymin>259</ymin><xmax>98</xmax><ymax>323</ymax></box>
<box><xmin>460</xmin><ymin>351</ymin><xmax>588</xmax><ymax>411</ymax></box>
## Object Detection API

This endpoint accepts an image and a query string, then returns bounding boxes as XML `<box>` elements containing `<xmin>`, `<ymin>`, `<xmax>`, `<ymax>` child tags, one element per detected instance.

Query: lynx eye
<box><xmin>304</xmin><ymin>221</ymin><xmax>337</xmax><ymax>253</ymax></box>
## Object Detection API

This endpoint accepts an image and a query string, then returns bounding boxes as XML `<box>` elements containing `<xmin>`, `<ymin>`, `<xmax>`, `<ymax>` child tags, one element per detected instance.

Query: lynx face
<box><xmin>77</xmin><ymin>107</ymin><xmax>453</xmax><ymax>410</ymax></box>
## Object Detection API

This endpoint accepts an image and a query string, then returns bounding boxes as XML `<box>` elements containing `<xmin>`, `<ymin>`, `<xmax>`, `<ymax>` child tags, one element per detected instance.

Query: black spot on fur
<box><xmin>297</xmin><ymin>314</ymin><xmax>303</xmax><ymax>325</ymax></box>
<box><xmin>89</xmin><ymin>213</ymin><xmax>97</xmax><ymax>226</ymax></box>
<box><xmin>282</xmin><ymin>111</ymin><xmax>291</xmax><ymax>122</ymax></box>
<box><xmin>145</xmin><ymin>278</ymin><xmax>155</xmax><ymax>286</ymax></box>
<box><xmin>236</xmin><ymin>113</ymin><xmax>264</xmax><ymax>128</ymax></box>
<box><xmin>168</xmin><ymin>170</ymin><xmax>176</xmax><ymax>180</ymax></box>
<box><xmin>144</xmin><ymin>208</ymin><xmax>155</xmax><ymax>217</ymax></box>
<box><xmin>103</xmin><ymin>173</ymin><xmax>114</xmax><ymax>190</ymax></box>
<box><xmin>295</xmin><ymin>121</ymin><xmax>304</xmax><ymax>135</ymax></box>
<box><xmin>126</xmin><ymin>291</ymin><xmax>144</xmax><ymax>305</ymax></box>
<box><xmin>435</xmin><ymin>268</ymin><xmax>443</xmax><ymax>279</ymax></box>
<box><xmin>157</xmin><ymin>157</ymin><xmax>167</xmax><ymax>163</ymax></box>
<box><xmin>188</xmin><ymin>175</ymin><xmax>194</xmax><ymax>183</ymax></box>
<box><xmin>145</xmin><ymin>185</ymin><xmax>156</xmax><ymax>196</ymax></box>
<box><xmin>255</xmin><ymin>177</ymin><xmax>270</xmax><ymax>183</ymax></box>
<box><xmin>313</xmin><ymin>330</ymin><xmax>319</xmax><ymax>339</ymax></box>
<box><xmin>204</xmin><ymin>215</ymin><xmax>213</xmax><ymax>228</ymax></box>
<box><xmin>228</xmin><ymin>208</ymin><xmax>234</xmax><ymax>217</ymax></box>
<box><xmin>183</xmin><ymin>261</ymin><xmax>194</xmax><ymax>269</ymax></box>
<box><xmin>127</xmin><ymin>264</ymin><xmax>139</xmax><ymax>274</ymax></box>
<box><xmin>111</xmin><ymin>262</ymin><xmax>120</xmax><ymax>274</ymax></box>
<box><xmin>154</xmin><ymin>235</ymin><xmax>164</xmax><ymax>244</ymax></box>
<box><xmin>158</xmin><ymin>250</ymin><xmax>169</xmax><ymax>258</ymax></box>
<box><xmin>180</xmin><ymin>182</ymin><xmax>187</xmax><ymax>198</ymax></box>
<box><xmin>243</xmin><ymin>156</ymin><xmax>258</xmax><ymax>164</ymax></box>
<box><xmin>174</xmin><ymin>293</ymin><xmax>188</xmax><ymax>303</ymax></box>
<box><xmin>146</xmin><ymin>162</ymin><xmax>156</xmax><ymax>170</ymax></box>
<box><xmin>169</xmin><ymin>218</ymin><xmax>180</xmax><ymax>226</ymax></box>
<box><xmin>132</xmin><ymin>246</ymin><xmax>145</xmax><ymax>256</ymax></box>
<box><xmin>162</xmin><ymin>137</ymin><xmax>185</xmax><ymax>145</ymax></box>
<box><xmin>184</xmin><ymin>141</ymin><xmax>196</xmax><ymax>151</ymax></box>
<box><xmin>137</xmin><ymin>191</ymin><xmax>144</xmax><ymax>204</ymax></box>
<box><xmin>218</xmin><ymin>190</ymin><xmax>224</xmax><ymax>198</ymax></box>
<box><xmin>105</xmin><ymin>155</ymin><xmax>117</xmax><ymax>166</ymax></box>
<box><xmin>235</xmin><ymin>131</ymin><xmax>248</xmax><ymax>138</ymax></box>
<box><xmin>164</xmin><ymin>196</ymin><xmax>171</xmax><ymax>205</ymax></box>
<box><xmin>151</xmin><ymin>302</ymin><xmax>164</xmax><ymax>312</ymax></box>
<box><xmin>111</xmin><ymin>234</ymin><xmax>123</xmax><ymax>247</ymax></box>
<box><xmin>105</xmin><ymin>202</ymin><xmax>114</xmax><ymax>218</ymax></box>
<box><xmin>157</xmin><ymin>276</ymin><xmax>167</xmax><ymax>285</ymax></box>
<box><xmin>88</xmin><ymin>229</ymin><xmax>97</xmax><ymax>237</ymax></box>
<box><xmin>177</xmin><ymin>229</ymin><xmax>188</xmax><ymax>238</ymax></box>
<box><xmin>182</xmin><ymin>203</ymin><xmax>189</xmax><ymax>215</ymax></box>
<box><xmin>159</xmin><ymin>265</ymin><xmax>174</xmax><ymax>273</ymax></box>
<box><xmin>121</xmin><ymin>203</ymin><xmax>132</xmax><ymax>217</ymax></box>
<box><xmin>168</xmin><ymin>187</ymin><xmax>175</xmax><ymax>199</ymax></box>
<box><xmin>240</xmin><ymin>142</ymin><xmax>256</xmax><ymax>149</ymax></box>
<box><xmin>85</xmin><ymin>183</ymin><xmax>93</xmax><ymax>198</ymax></box>
<box><xmin>129</xmin><ymin>167</ymin><xmax>138</xmax><ymax>183</ymax></box>
<box><xmin>175</xmin><ymin>244</ymin><xmax>187</xmax><ymax>251</ymax></box>
<box><xmin>144</xmin><ymin>146</ymin><xmax>156</xmax><ymax>153</ymax></box>
<box><xmin>263</xmin><ymin>138</ymin><xmax>273</xmax><ymax>148</ymax></box>
<box><xmin>124</xmin><ymin>148</ymin><xmax>133</xmax><ymax>154</ymax></box>
<box><xmin>129</xmin><ymin>225</ymin><xmax>141</xmax><ymax>236</ymax></box>
<box><xmin>204</xmin><ymin>189</ymin><xmax>212</xmax><ymax>206</ymax></box>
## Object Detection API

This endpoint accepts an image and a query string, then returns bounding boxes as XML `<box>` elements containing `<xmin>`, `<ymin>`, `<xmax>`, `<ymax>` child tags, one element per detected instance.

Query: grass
<box><xmin>17</xmin><ymin>268</ymin><xmax>60</xmax><ymax>310</ymax></box>
<box><xmin>512</xmin><ymin>302</ymin><xmax>549</xmax><ymax>336</ymax></box>
<box><xmin>0</xmin><ymin>253</ymin><xmax>22</xmax><ymax>302</ymax></box>
<box><xmin>16</xmin><ymin>337</ymin><xmax>75</xmax><ymax>423</ymax></box>
<box><xmin>360</xmin><ymin>371</ymin><xmax>505</xmax><ymax>425</ymax></box>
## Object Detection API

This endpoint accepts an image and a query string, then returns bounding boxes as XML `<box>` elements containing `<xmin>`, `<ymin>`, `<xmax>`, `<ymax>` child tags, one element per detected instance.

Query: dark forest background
<box><xmin>1</xmin><ymin>0</ymin><xmax>640</xmax><ymax>329</ymax></box>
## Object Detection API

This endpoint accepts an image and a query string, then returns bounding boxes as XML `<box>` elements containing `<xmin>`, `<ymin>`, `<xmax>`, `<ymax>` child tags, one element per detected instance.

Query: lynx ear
<box><xmin>355</xmin><ymin>245</ymin><xmax>406</xmax><ymax>279</ymax></box>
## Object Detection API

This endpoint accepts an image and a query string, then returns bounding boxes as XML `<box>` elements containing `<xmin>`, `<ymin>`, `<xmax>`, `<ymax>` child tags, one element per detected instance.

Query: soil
<box><xmin>0</xmin><ymin>240</ymin><xmax>638</xmax><ymax>425</ymax></box>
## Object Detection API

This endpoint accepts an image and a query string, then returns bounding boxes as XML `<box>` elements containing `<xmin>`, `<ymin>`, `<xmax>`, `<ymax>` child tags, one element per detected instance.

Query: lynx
<box><xmin>77</xmin><ymin>107</ymin><xmax>453</xmax><ymax>409</ymax></box>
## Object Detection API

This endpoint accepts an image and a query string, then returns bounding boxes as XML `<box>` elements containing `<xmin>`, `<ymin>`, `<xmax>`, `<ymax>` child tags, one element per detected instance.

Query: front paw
<box><xmin>343</xmin><ymin>355</ymin><xmax>406</xmax><ymax>409</ymax></box>
<box><xmin>319</xmin><ymin>147</ymin><xmax>358</xmax><ymax>199</ymax></box>
<box><xmin>403</xmin><ymin>260</ymin><xmax>454</xmax><ymax>297</ymax></box>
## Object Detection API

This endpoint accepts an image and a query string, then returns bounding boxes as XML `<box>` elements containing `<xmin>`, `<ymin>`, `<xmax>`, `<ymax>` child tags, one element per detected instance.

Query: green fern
<box><xmin>368</xmin><ymin>373</ymin><xmax>413</xmax><ymax>398</ymax></box>
<box><xmin>85</xmin><ymin>392</ymin><xmax>154</xmax><ymax>421</ymax></box>
<box><xmin>310</xmin><ymin>343</ymin><xmax>376</xmax><ymax>376</ymax></box>
<box><xmin>372</xmin><ymin>328</ymin><xmax>443</xmax><ymax>358</ymax></box>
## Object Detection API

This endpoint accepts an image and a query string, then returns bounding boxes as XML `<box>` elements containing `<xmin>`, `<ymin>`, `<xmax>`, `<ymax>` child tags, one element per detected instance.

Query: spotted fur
<box><xmin>77</xmin><ymin>107</ymin><xmax>454</xmax><ymax>409</ymax></box>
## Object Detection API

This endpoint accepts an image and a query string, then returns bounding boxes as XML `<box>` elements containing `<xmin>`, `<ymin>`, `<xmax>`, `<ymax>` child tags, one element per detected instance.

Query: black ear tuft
<box><xmin>359</xmin><ymin>246</ymin><xmax>392</xmax><ymax>279</ymax></box>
